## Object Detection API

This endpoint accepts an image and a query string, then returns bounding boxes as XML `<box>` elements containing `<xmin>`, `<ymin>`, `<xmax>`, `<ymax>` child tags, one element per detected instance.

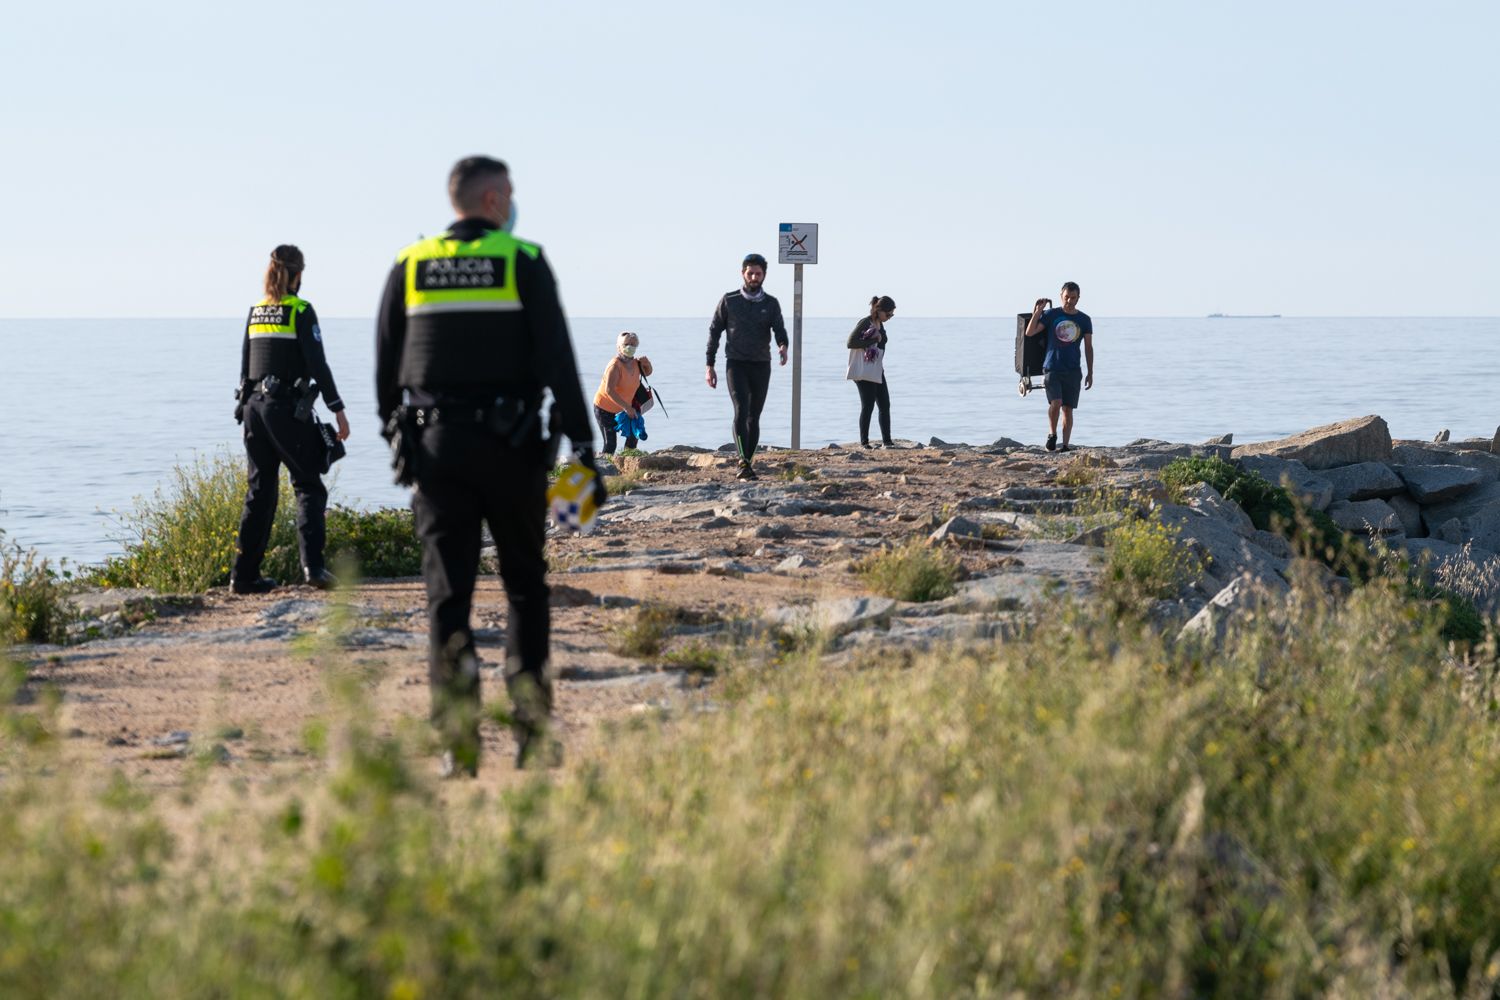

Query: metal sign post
<box><xmin>777</xmin><ymin>223</ymin><xmax>818</xmax><ymax>450</ymax></box>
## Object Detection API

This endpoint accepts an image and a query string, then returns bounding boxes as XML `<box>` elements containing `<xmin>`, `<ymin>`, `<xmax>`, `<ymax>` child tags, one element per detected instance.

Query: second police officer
<box><xmin>231</xmin><ymin>245</ymin><xmax>351</xmax><ymax>594</ymax></box>
<box><xmin>375</xmin><ymin>155</ymin><xmax>604</xmax><ymax>776</ymax></box>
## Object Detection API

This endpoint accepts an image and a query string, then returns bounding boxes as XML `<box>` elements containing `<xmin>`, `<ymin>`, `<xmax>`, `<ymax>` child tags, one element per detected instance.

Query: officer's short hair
<box><xmin>742</xmin><ymin>253</ymin><xmax>768</xmax><ymax>271</ymax></box>
<box><xmin>1062</xmin><ymin>281</ymin><xmax>1081</xmax><ymax>294</ymax></box>
<box><xmin>449</xmin><ymin>156</ymin><xmax>510</xmax><ymax>209</ymax></box>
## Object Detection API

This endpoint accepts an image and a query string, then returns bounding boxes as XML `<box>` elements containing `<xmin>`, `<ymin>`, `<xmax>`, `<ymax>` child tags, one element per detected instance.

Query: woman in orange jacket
<box><xmin>593</xmin><ymin>331</ymin><xmax>654</xmax><ymax>455</ymax></box>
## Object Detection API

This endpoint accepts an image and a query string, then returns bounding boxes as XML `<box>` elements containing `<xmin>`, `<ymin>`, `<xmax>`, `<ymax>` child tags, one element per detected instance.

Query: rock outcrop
<box><xmin>1232</xmin><ymin>415</ymin><xmax>1392</xmax><ymax>470</ymax></box>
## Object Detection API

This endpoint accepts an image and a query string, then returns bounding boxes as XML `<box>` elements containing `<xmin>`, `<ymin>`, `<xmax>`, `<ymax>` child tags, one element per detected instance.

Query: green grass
<box><xmin>1055</xmin><ymin>452</ymin><xmax>1113</xmax><ymax>488</ymax></box>
<box><xmin>662</xmin><ymin>639</ymin><xmax>726</xmax><ymax>674</ymax></box>
<box><xmin>1</xmin><ymin>534</ymin><xmax>74</xmax><ymax>644</ymax></box>
<box><xmin>608</xmin><ymin>602</ymin><xmax>681</xmax><ymax>658</ymax></box>
<box><xmin>603</xmin><ymin>471</ymin><xmax>646</xmax><ymax>496</ymax></box>
<box><xmin>92</xmin><ymin>451</ymin><xmax>422</xmax><ymax>592</ymax></box>
<box><xmin>857</xmin><ymin>538</ymin><xmax>960</xmax><ymax>602</ymax></box>
<box><xmin>4</xmin><ymin>579</ymin><xmax>1500</xmax><ymax>995</ymax></box>
<box><xmin>1100</xmin><ymin>511</ymin><xmax>1203</xmax><ymax>614</ymax></box>
<box><xmin>1162</xmin><ymin>455</ymin><xmax>1239</xmax><ymax>499</ymax></box>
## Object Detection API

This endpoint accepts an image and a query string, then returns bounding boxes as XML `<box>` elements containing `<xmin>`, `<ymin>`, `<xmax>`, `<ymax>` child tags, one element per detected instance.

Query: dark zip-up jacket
<box><xmin>240</xmin><ymin>298</ymin><xmax>344</xmax><ymax>412</ymax></box>
<box><xmin>706</xmin><ymin>289</ymin><xmax>788</xmax><ymax>366</ymax></box>
<box><xmin>374</xmin><ymin>217</ymin><xmax>593</xmax><ymax>448</ymax></box>
<box><xmin>846</xmin><ymin>317</ymin><xmax>888</xmax><ymax>351</ymax></box>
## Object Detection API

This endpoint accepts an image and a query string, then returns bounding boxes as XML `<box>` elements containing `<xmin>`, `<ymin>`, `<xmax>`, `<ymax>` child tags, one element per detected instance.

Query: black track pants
<box><xmin>725</xmin><ymin>360</ymin><xmax>771</xmax><ymax>463</ymax></box>
<box><xmin>594</xmin><ymin>404</ymin><xmax>636</xmax><ymax>455</ymax></box>
<box><xmin>409</xmin><ymin>422</ymin><xmax>550</xmax><ymax>732</ymax></box>
<box><xmin>233</xmin><ymin>394</ymin><xmax>328</xmax><ymax>581</ymax></box>
<box><xmin>855</xmin><ymin>377</ymin><xmax>892</xmax><ymax>445</ymax></box>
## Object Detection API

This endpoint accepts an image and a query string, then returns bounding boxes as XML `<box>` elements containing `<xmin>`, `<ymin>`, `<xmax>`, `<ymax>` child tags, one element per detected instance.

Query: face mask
<box><xmin>620</xmin><ymin>344</ymin><xmax>637</xmax><ymax>358</ymax></box>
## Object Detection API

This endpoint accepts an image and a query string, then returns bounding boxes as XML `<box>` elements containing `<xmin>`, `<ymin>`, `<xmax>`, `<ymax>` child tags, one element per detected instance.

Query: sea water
<box><xmin>2</xmin><ymin>316</ymin><xmax>1496</xmax><ymax>564</ymax></box>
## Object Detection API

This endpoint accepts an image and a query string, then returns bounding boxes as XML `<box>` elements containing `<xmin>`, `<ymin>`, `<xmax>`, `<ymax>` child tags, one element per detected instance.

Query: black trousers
<box><xmin>410</xmin><ymin>422</ymin><xmax>551</xmax><ymax>744</ymax></box>
<box><xmin>594</xmin><ymin>404</ymin><xmax>636</xmax><ymax>455</ymax></box>
<box><xmin>855</xmin><ymin>377</ymin><xmax>892</xmax><ymax>444</ymax></box>
<box><xmin>725</xmin><ymin>360</ymin><xmax>771</xmax><ymax>464</ymax></box>
<box><xmin>233</xmin><ymin>394</ymin><xmax>328</xmax><ymax>581</ymax></box>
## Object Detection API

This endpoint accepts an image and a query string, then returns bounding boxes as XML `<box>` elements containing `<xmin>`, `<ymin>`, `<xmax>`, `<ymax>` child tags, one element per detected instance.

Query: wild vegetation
<box><xmin>5</xmin><ymin>574</ymin><xmax>1500</xmax><ymax>996</ymax></box>
<box><xmin>1</xmin><ymin>533</ymin><xmax>73</xmax><ymax>644</ymax></box>
<box><xmin>8</xmin><ymin>445</ymin><xmax>1500</xmax><ymax>994</ymax></box>
<box><xmin>1100</xmin><ymin>512</ymin><xmax>1203</xmax><ymax>614</ymax></box>
<box><xmin>92</xmin><ymin>451</ymin><xmax>422</xmax><ymax>592</ymax></box>
<box><xmin>1162</xmin><ymin>456</ymin><xmax>1484</xmax><ymax>645</ymax></box>
<box><xmin>856</xmin><ymin>537</ymin><xmax>960</xmax><ymax>602</ymax></box>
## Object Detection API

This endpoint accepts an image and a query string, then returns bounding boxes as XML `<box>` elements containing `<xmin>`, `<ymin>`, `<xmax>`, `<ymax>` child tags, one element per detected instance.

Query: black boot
<box><xmin>230</xmin><ymin>575</ymin><xmax>278</xmax><ymax>595</ymax></box>
<box><xmin>304</xmin><ymin>568</ymin><xmax>338</xmax><ymax>590</ymax></box>
<box><xmin>506</xmin><ymin>669</ymin><xmax>561</xmax><ymax>769</ymax></box>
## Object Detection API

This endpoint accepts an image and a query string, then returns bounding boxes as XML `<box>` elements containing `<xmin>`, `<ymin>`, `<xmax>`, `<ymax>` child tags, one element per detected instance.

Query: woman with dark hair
<box><xmin>845</xmin><ymin>295</ymin><xmax>896</xmax><ymax>448</ymax></box>
<box><xmin>229</xmin><ymin>244</ymin><xmax>350</xmax><ymax>594</ymax></box>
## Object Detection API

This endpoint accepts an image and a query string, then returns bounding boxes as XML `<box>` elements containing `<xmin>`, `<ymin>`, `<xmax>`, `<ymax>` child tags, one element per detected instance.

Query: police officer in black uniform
<box><xmin>231</xmin><ymin>245</ymin><xmax>351</xmax><ymax>594</ymax></box>
<box><xmin>375</xmin><ymin>156</ymin><xmax>603</xmax><ymax>774</ymax></box>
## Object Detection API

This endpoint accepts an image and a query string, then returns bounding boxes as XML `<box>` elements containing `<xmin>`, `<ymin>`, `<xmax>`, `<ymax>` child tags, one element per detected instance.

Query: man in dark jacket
<box><xmin>705</xmin><ymin>253</ymin><xmax>788</xmax><ymax>480</ymax></box>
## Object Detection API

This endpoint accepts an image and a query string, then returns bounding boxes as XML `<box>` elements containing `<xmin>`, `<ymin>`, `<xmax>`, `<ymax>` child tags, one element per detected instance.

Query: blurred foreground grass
<box><xmin>5</xmin><ymin>574</ymin><xmax>1500</xmax><ymax>997</ymax></box>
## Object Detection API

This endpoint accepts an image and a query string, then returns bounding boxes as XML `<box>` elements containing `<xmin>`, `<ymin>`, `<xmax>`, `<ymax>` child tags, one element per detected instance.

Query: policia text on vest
<box><xmin>375</xmin><ymin>156</ymin><xmax>604</xmax><ymax>776</ymax></box>
<box><xmin>231</xmin><ymin>244</ymin><xmax>351</xmax><ymax>595</ymax></box>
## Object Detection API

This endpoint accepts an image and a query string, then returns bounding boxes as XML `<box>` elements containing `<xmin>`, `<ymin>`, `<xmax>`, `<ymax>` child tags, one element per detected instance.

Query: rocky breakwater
<box><xmin>555</xmin><ymin>435</ymin><xmax>1311</xmax><ymax>658</ymax></box>
<box><xmin>24</xmin><ymin>421</ymin><xmax>1500</xmax><ymax>782</ymax></box>
<box><xmin>1227</xmin><ymin>415</ymin><xmax>1500</xmax><ymax>608</ymax></box>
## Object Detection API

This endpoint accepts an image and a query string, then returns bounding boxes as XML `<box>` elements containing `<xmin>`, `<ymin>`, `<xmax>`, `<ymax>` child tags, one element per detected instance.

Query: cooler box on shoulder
<box><xmin>1014</xmin><ymin>313</ymin><xmax>1047</xmax><ymax>397</ymax></box>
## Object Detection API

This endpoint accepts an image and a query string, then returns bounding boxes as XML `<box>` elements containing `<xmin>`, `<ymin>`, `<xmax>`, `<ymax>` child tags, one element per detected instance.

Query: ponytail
<box><xmin>264</xmin><ymin>244</ymin><xmax>305</xmax><ymax>301</ymax></box>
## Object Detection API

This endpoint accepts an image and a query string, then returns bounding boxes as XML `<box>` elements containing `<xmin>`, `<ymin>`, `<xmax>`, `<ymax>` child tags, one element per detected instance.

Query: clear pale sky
<box><xmin>2</xmin><ymin>0</ymin><xmax>1495</xmax><ymax>318</ymax></box>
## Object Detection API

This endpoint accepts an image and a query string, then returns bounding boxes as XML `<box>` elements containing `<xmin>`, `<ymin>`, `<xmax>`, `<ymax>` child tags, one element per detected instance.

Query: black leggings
<box><xmin>726</xmin><ymin>360</ymin><xmax>771</xmax><ymax>463</ymax></box>
<box><xmin>855</xmin><ymin>377</ymin><xmax>892</xmax><ymax>444</ymax></box>
<box><xmin>594</xmin><ymin>405</ymin><xmax>636</xmax><ymax>455</ymax></box>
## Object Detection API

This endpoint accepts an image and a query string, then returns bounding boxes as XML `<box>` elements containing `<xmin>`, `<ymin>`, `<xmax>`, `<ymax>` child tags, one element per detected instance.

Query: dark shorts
<box><xmin>1044</xmin><ymin>369</ymin><xmax>1082</xmax><ymax>409</ymax></box>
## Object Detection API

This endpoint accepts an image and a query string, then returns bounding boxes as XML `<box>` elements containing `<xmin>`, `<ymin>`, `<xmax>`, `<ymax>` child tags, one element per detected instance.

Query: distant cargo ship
<box><xmin>1207</xmin><ymin>313</ymin><xmax>1280</xmax><ymax>318</ymax></box>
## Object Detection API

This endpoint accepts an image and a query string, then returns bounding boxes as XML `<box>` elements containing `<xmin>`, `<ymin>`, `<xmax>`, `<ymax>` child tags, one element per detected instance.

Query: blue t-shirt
<box><xmin>1041</xmin><ymin>308</ymin><xmax>1092</xmax><ymax>372</ymax></box>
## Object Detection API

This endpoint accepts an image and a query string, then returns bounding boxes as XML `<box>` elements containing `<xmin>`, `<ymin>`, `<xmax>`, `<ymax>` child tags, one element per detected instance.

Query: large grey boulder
<box><xmin>929</xmin><ymin>516</ymin><xmax>983</xmax><ymax>545</ymax></box>
<box><xmin>1231</xmin><ymin>415</ymin><xmax>1392</xmax><ymax>470</ymax></box>
<box><xmin>1391</xmin><ymin>443</ymin><xmax>1500</xmax><ymax>482</ymax></box>
<box><xmin>1111</xmin><ymin>441</ymin><xmax>1193</xmax><ymax>471</ymax></box>
<box><xmin>1395</xmin><ymin>464</ymin><xmax>1486</xmax><ymax>504</ymax></box>
<box><xmin>1387</xmin><ymin>494</ymin><xmax>1426</xmax><ymax>538</ymax></box>
<box><xmin>1326</xmin><ymin>499</ymin><xmax>1403</xmax><ymax>536</ymax></box>
<box><xmin>1417</xmin><ymin>482</ymin><xmax>1500</xmax><ymax>554</ymax></box>
<box><xmin>1158</xmin><ymin>504</ymin><xmax>1291</xmax><ymax>591</ymax></box>
<box><xmin>1236</xmin><ymin>456</ymin><xmax>1334</xmax><ymax>511</ymax></box>
<box><xmin>767</xmin><ymin>596</ymin><xmax>897</xmax><ymax>637</ymax></box>
<box><xmin>1113</xmin><ymin>452</ymin><xmax>1186</xmax><ymax>471</ymax></box>
<box><xmin>1178</xmin><ymin>482</ymin><xmax>1254</xmax><ymax>536</ymax></box>
<box><xmin>1321</xmin><ymin>462</ymin><xmax>1404</xmax><ymax>502</ymax></box>
<box><xmin>1400</xmin><ymin>537</ymin><xmax>1475</xmax><ymax>570</ymax></box>
<box><xmin>1399</xmin><ymin>539</ymin><xmax>1500</xmax><ymax>614</ymax></box>
<box><xmin>1421</xmin><ymin>481</ymin><xmax>1500</xmax><ymax>533</ymax></box>
<box><xmin>1177</xmin><ymin>574</ymin><xmax>1285</xmax><ymax>647</ymax></box>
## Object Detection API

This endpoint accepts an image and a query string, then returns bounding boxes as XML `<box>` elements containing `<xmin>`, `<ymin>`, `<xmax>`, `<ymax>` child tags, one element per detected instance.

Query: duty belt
<box><xmin>403</xmin><ymin>396</ymin><xmax>538</xmax><ymax>443</ymax></box>
<box><xmin>410</xmin><ymin>405</ymin><xmax>491</xmax><ymax>425</ymax></box>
